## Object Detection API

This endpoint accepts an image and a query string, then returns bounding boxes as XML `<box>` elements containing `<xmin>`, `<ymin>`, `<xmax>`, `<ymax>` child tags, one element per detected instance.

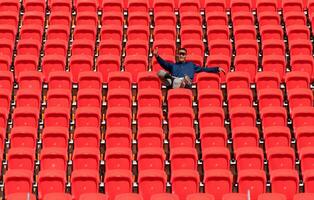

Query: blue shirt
<box><xmin>156</xmin><ymin>56</ymin><xmax>220</xmax><ymax>80</ymax></box>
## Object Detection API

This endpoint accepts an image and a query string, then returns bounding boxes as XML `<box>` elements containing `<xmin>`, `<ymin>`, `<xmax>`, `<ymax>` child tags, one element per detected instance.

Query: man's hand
<box><xmin>153</xmin><ymin>48</ymin><xmax>159</xmax><ymax>57</ymax></box>
<box><xmin>218</xmin><ymin>67</ymin><xmax>226</xmax><ymax>75</ymax></box>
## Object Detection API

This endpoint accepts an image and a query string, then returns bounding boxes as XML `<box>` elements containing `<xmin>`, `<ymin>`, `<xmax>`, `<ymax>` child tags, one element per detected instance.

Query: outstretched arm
<box><xmin>194</xmin><ymin>64</ymin><xmax>226</xmax><ymax>74</ymax></box>
<box><xmin>153</xmin><ymin>48</ymin><xmax>174</xmax><ymax>72</ymax></box>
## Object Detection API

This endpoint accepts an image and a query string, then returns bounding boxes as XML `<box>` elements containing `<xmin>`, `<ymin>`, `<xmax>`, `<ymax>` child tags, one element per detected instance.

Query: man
<box><xmin>153</xmin><ymin>47</ymin><xmax>225</xmax><ymax>88</ymax></box>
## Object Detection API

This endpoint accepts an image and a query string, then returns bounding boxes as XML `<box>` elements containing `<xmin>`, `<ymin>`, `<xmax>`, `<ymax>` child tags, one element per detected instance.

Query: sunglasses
<box><xmin>178</xmin><ymin>52</ymin><xmax>186</xmax><ymax>56</ymax></box>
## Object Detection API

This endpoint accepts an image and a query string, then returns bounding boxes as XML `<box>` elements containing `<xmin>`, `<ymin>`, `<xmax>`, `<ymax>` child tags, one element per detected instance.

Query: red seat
<box><xmin>285</xmin><ymin>71</ymin><xmax>310</xmax><ymax>91</ymax></box>
<box><xmin>228</xmin><ymin>88</ymin><xmax>253</xmax><ymax>109</ymax></box>
<box><xmin>0</xmin><ymin>39</ymin><xmax>14</xmax><ymax>59</ymax></box>
<box><xmin>270</xmin><ymin>169</ymin><xmax>299</xmax><ymax>200</ymax></box>
<box><xmin>97</xmin><ymin>55</ymin><xmax>121</xmax><ymax>82</ymax></box>
<box><xmin>0</xmin><ymin>108</ymin><xmax>8</xmax><ymax>129</ymax></box>
<box><xmin>0</xmin><ymin>0</ymin><xmax>20</xmax><ymax>13</ymax></box>
<box><xmin>137</xmin><ymin>107</ymin><xmax>163</xmax><ymax>128</ymax></box>
<box><xmin>105</xmin><ymin>147</ymin><xmax>132</xmax><ymax>170</ymax></box>
<box><xmin>222</xmin><ymin>193</ymin><xmax>247</xmax><ymax>200</ymax></box>
<box><xmin>49</xmin><ymin>11</ymin><xmax>71</xmax><ymax>27</ymax></box>
<box><xmin>50</xmin><ymin>0</ymin><xmax>72</xmax><ymax>12</ymax></box>
<box><xmin>13</xmin><ymin>107</ymin><xmax>39</xmax><ymax>129</ymax></box>
<box><xmin>264</xmin><ymin>126</ymin><xmax>291</xmax><ymax>150</ymax></box>
<box><xmin>23</xmin><ymin>11</ymin><xmax>45</xmax><ymax>26</ymax></box>
<box><xmin>262</xmin><ymin>55</ymin><xmax>286</xmax><ymax>81</ymax></box>
<box><xmin>128</xmin><ymin>11</ymin><xmax>149</xmax><ymax>26</ymax></box>
<box><xmin>71</xmin><ymin>169</ymin><xmax>99</xmax><ymax>200</ymax></box>
<box><xmin>198</xmin><ymin>107</ymin><xmax>225</xmax><ymax>128</ymax></box>
<box><xmin>207</xmin><ymin>25</ymin><xmax>229</xmax><ymax>41</ymax></box>
<box><xmin>238</xmin><ymin>169</ymin><xmax>266</xmax><ymax>200</ymax></box>
<box><xmin>69</xmin><ymin>55</ymin><xmax>94</xmax><ymax>83</ymax></box>
<box><xmin>153</xmin><ymin>39</ymin><xmax>176</xmax><ymax>57</ymax></box>
<box><xmin>186</xmin><ymin>193</ymin><xmax>215</xmax><ymax>200</ymax></box>
<box><xmin>178</xmin><ymin>0</ymin><xmax>200</xmax><ymax>13</ymax></box>
<box><xmin>42</xmin><ymin>55</ymin><xmax>66</xmax><ymax>80</ymax></box>
<box><xmin>124</xmin><ymin>55</ymin><xmax>148</xmax><ymax>83</ymax></box>
<box><xmin>46</xmin><ymin>88</ymin><xmax>72</xmax><ymax>109</ymax></box>
<box><xmin>137</xmin><ymin>89</ymin><xmax>162</xmax><ymax>108</ymax></box>
<box><xmin>208</xmin><ymin>39</ymin><xmax>232</xmax><ymax>57</ymax></box>
<box><xmin>295</xmin><ymin>126</ymin><xmax>314</xmax><ymax>150</ymax></box>
<box><xmin>7</xmin><ymin>147</ymin><xmax>35</xmax><ymax>171</ymax></box>
<box><xmin>101</xmin><ymin>11</ymin><xmax>124</xmax><ymax>26</ymax></box>
<box><xmin>260</xmin><ymin>24</ymin><xmax>283</xmax><ymax>41</ymax></box>
<box><xmin>137</xmin><ymin>127</ymin><xmax>163</xmax><ymax>148</ymax></box>
<box><xmin>80</xmin><ymin>193</ymin><xmax>108</xmax><ymax>200</ymax></box>
<box><xmin>282</xmin><ymin>0</ymin><xmax>303</xmax><ymax>13</ymax></box>
<box><xmin>16</xmin><ymin>89</ymin><xmax>41</xmax><ymax>109</ymax></box>
<box><xmin>76</xmin><ymin>11</ymin><xmax>98</xmax><ymax>26</ymax></box>
<box><xmin>10</xmin><ymin>126</ymin><xmax>37</xmax><ymax>149</ymax></box>
<box><xmin>105</xmin><ymin>127</ymin><xmax>132</xmax><ymax>149</ymax></box>
<box><xmin>14</xmin><ymin>55</ymin><xmax>38</xmax><ymax>79</ymax></box>
<box><xmin>181</xmin><ymin>39</ymin><xmax>204</xmax><ymax>57</ymax></box>
<box><xmin>137</xmin><ymin>147</ymin><xmax>165</xmax><ymax>171</ymax></box>
<box><xmin>286</xmin><ymin>25</ymin><xmax>310</xmax><ymax>41</ymax></box>
<box><xmin>258</xmin><ymin>193</ymin><xmax>287</xmax><ymax>200</ymax></box>
<box><xmin>6</xmin><ymin>193</ymin><xmax>37</xmax><ymax>200</ymax></box>
<box><xmin>101</xmin><ymin>24</ymin><xmax>123</xmax><ymax>41</ymax></box>
<box><xmin>0</xmin><ymin>128</ymin><xmax>6</xmax><ymax>151</ymax></box>
<box><xmin>284</xmin><ymin>11</ymin><xmax>306</xmax><ymax>27</ymax></box>
<box><xmin>196</xmin><ymin>73</ymin><xmax>220</xmax><ymax>89</ymax></box>
<box><xmin>291</xmin><ymin>106</ymin><xmax>314</xmax><ymax>129</ymax></box>
<box><xmin>0</xmin><ymin>11</ymin><xmax>19</xmax><ymax>27</ymax></box>
<box><xmin>0</xmin><ymin>55</ymin><xmax>11</xmax><ymax>71</ymax></box>
<box><xmin>181</xmin><ymin>25</ymin><xmax>203</xmax><ymax>41</ymax></box>
<box><xmin>47</xmin><ymin>71</ymin><xmax>72</xmax><ymax>89</ymax></box>
<box><xmin>107</xmin><ymin>71</ymin><xmax>132</xmax><ymax>89</ymax></box>
<box><xmin>76</xmin><ymin>0</ymin><xmax>98</xmax><ymax>12</ymax></box>
<box><xmin>200</xmin><ymin>126</ymin><xmax>227</xmax><ymax>148</ymax></box>
<box><xmin>171</xmin><ymin>169</ymin><xmax>200</xmax><ymax>200</ymax></box>
<box><xmin>232</xmin><ymin>126</ymin><xmax>259</xmax><ymax>151</ymax></box>
<box><xmin>235</xmin><ymin>40</ymin><xmax>258</xmax><ymax>57</ymax></box>
<box><xmin>202</xmin><ymin>147</ymin><xmax>230</xmax><ymax>170</ymax></box>
<box><xmin>303</xmin><ymin>170</ymin><xmax>314</xmax><ymax>193</ymax></box>
<box><xmin>0</xmin><ymin>89</ymin><xmax>11</xmax><ymax>111</ymax></box>
<box><xmin>204</xmin><ymin>169</ymin><xmax>233</xmax><ymax>200</ymax></box>
<box><xmin>169</xmin><ymin>127</ymin><xmax>195</xmax><ymax>148</ymax></box>
<box><xmin>289</xmin><ymin>39</ymin><xmax>312</xmax><ymax>56</ymax></box>
<box><xmin>231</xmin><ymin>0</ymin><xmax>251</xmax><ymax>13</ymax></box>
<box><xmin>180</xmin><ymin>12</ymin><xmax>202</xmax><ymax>26</ymax></box>
<box><xmin>125</xmin><ymin>39</ymin><xmax>149</xmax><ymax>56</ymax></box>
<box><xmin>170</xmin><ymin>147</ymin><xmax>198</xmax><ymax>171</ymax></box>
<box><xmin>127</xmin><ymin>25</ymin><xmax>149</xmax><ymax>41</ymax></box>
<box><xmin>288</xmin><ymin>88</ymin><xmax>313</xmax><ymax>111</ymax></box>
<box><xmin>258</xmin><ymin>11</ymin><xmax>280</xmax><ymax>26</ymax></box>
<box><xmin>77</xmin><ymin>89</ymin><xmax>102</xmax><ymax>108</ymax></box>
<box><xmin>232</xmin><ymin>12</ymin><xmax>254</xmax><ymax>26</ymax></box>
<box><xmin>40</xmin><ymin>147</ymin><xmax>67</xmax><ymax>171</ymax></box>
<box><xmin>38</xmin><ymin>170</ymin><xmax>66</xmax><ymax>200</ymax></box>
<box><xmin>71</xmin><ymin>39</ymin><xmax>95</xmax><ymax>56</ymax></box>
<box><xmin>260</xmin><ymin>106</ymin><xmax>287</xmax><ymax>129</ymax></box>
<box><xmin>44</xmin><ymin>107</ymin><xmax>70</xmax><ymax>129</ymax></box>
<box><xmin>128</xmin><ymin>0</ymin><xmax>149</xmax><ymax>12</ymax></box>
<box><xmin>102</xmin><ymin>0</ymin><xmax>123</xmax><ymax>12</ymax></box>
<box><xmin>299</xmin><ymin>147</ymin><xmax>314</xmax><ymax>172</ymax></box>
<box><xmin>255</xmin><ymin>71</ymin><xmax>281</xmax><ymax>90</ymax></box>
<box><xmin>73</xmin><ymin>25</ymin><xmax>97</xmax><ymax>42</ymax></box>
<box><xmin>99</xmin><ymin>39</ymin><xmax>122</xmax><ymax>56</ymax></box>
<box><xmin>234</xmin><ymin>25</ymin><xmax>256</xmax><ymax>41</ymax></box>
<box><xmin>76</xmin><ymin>71</ymin><xmax>102</xmax><ymax>90</ymax></box>
<box><xmin>167</xmin><ymin>88</ymin><xmax>192</xmax><ymax>108</ymax></box>
<box><xmin>75</xmin><ymin>107</ymin><xmax>101</xmax><ymax>128</ymax></box>
<box><xmin>105</xmin><ymin>169</ymin><xmax>133</xmax><ymax>200</ymax></box>
<box><xmin>229</xmin><ymin>107</ymin><xmax>256</xmax><ymax>129</ymax></box>
<box><xmin>168</xmin><ymin>107</ymin><xmax>194</xmax><ymax>129</ymax></box>
<box><xmin>4</xmin><ymin>170</ymin><xmax>33</xmax><ymax>196</ymax></box>
<box><xmin>154</xmin><ymin>25</ymin><xmax>176</xmax><ymax>41</ymax></box>
<box><xmin>291</xmin><ymin>55</ymin><xmax>314</xmax><ymax>80</ymax></box>
<box><xmin>74</xmin><ymin>127</ymin><xmax>100</xmax><ymax>149</ymax></box>
<box><xmin>138</xmin><ymin>170</ymin><xmax>167</xmax><ymax>200</ymax></box>
<box><xmin>17</xmin><ymin>71</ymin><xmax>43</xmax><ymax>90</ymax></box>
<box><xmin>151</xmin><ymin>193</ymin><xmax>179</xmax><ymax>200</ymax></box>
<box><xmin>206</xmin><ymin>12</ymin><xmax>228</xmax><ymax>26</ymax></box>
<box><xmin>257</xmin><ymin>88</ymin><xmax>283</xmax><ymax>110</ymax></box>
<box><xmin>73</xmin><ymin>147</ymin><xmax>100</xmax><ymax>171</ymax></box>
<box><xmin>235</xmin><ymin>147</ymin><xmax>264</xmax><ymax>171</ymax></box>
<box><xmin>234</xmin><ymin>55</ymin><xmax>258</xmax><ymax>81</ymax></box>
<box><xmin>154</xmin><ymin>11</ymin><xmax>176</xmax><ymax>26</ymax></box>
<box><xmin>43</xmin><ymin>193</ymin><xmax>72</xmax><ymax>200</ymax></box>
<box><xmin>153</xmin><ymin>0</ymin><xmax>175</xmax><ymax>12</ymax></box>
<box><xmin>293</xmin><ymin>193</ymin><xmax>314</xmax><ymax>200</ymax></box>
<box><xmin>24</xmin><ymin>0</ymin><xmax>46</xmax><ymax>13</ymax></box>
<box><xmin>20</xmin><ymin>24</ymin><xmax>43</xmax><ymax>41</ymax></box>
<box><xmin>42</xmin><ymin>127</ymin><xmax>69</xmax><ymax>149</ymax></box>
<box><xmin>204</xmin><ymin>0</ymin><xmax>226</xmax><ymax>13</ymax></box>
<box><xmin>198</xmin><ymin>89</ymin><xmax>223</xmax><ymax>108</ymax></box>
<box><xmin>267</xmin><ymin>147</ymin><xmax>295</xmax><ymax>171</ymax></box>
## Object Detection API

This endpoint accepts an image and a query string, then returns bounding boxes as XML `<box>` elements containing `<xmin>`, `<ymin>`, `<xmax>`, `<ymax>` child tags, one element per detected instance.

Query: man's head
<box><xmin>177</xmin><ymin>48</ymin><xmax>187</xmax><ymax>63</ymax></box>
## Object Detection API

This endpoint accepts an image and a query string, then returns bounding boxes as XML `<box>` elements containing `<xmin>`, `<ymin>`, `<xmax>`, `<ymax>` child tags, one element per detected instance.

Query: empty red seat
<box><xmin>208</xmin><ymin>39</ymin><xmax>232</xmax><ymax>57</ymax></box>
<box><xmin>137</xmin><ymin>127</ymin><xmax>163</xmax><ymax>148</ymax></box>
<box><xmin>151</xmin><ymin>193</ymin><xmax>179</xmax><ymax>200</ymax></box>
<box><xmin>286</xmin><ymin>25</ymin><xmax>310</xmax><ymax>41</ymax></box>
<box><xmin>105</xmin><ymin>169</ymin><xmax>133</xmax><ymax>200</ymax></box>
<box><xmin>97</xmin><ymin>55</ymin><xmax>121</xmax><ymax>82</ymax></box>
<box><xmin>270</xmin><ymin>169</ymin><xmax>299</xmax><ymax>200</ymax></box>
<box><xmin>171</xmin><ymin>170</ymin><xmax>200</xmax><ymax>200</ymax></box>
<box><xmin>10</xmin><ymin>126</ymin><xmax>37</xmax><ymax>149</ymax></box>
<box><xmin>38</xmin><ymin>170</ymin><xmax>66</xmax><ymax>200</ymax></box>
<box><xmin>105</xmin><ymin>147</ymin><xmax>132</xmax><ymax>170</ymax></box>
<box><xmin>154</xmin><ymin>11</ymin><xmax>176</xmax><ymax>26</ymax></box>
<box><xmin>42</xmin><ymin>55</ymin><xmax>66</xmax><ymax>81</ymax></box>
<box><xmin>20</xmin><ymin>24</ymin><xmax>43</xmax><ymax>41</ymax></box>
<box><xmin>69</xmin><ymin>55</ymin><xmax>94</xmax><ymax>83</ymax></box>
<box><xmin>282</xmin><ymin>0</ymin><xmax>303</xmax><ymax>13</ymax></box>
<box><xmin>293</xmin><ymin>193</ymin><xmax>314</xmax><ymax>200</ymax></box>
<box><xmin>291</xmin><ymin>106</ymin><xmax>314</xmax><ymax>129</ymax></box>
<box><xmin>153</xmin><ymin>0</ymin><xmax>175</xmax><ymax>12</ymax></box>
<box><xmin>206</xmin><ymin>11</ymin><xmax>228</xmax><ymax>26</ymax></box>
<box><xmin>198</xmin><ymin>89</ymin><xmax>223</xmax><ymax>108</ymax></box>
<box><xmin>40</xmin><ymin>147</ymin><xmax>67</xmax><ymax>171</ymax></box>
<box><xmin>0</xmin><ymin>11</ymin><xmax>19</xmax><ymax>27</ymax></box>
<box><xmin>7</xmin><ymin>147</ymin><xmax>35</xmax><ymax>171</ymax></box>
<box><xmin>127</xmin><ymin>25</ymin><xmax>149</xmax><ymax>41</ymax></box>
<box><xmin>0</xmin><ymin>39</ymin><xmax>14</xmax><ymax>58</ymax></box>
<box><xmin>258</xmin><ymin>88</ymin><xmax>283</xmax><ymax>110</ymax></box>
<box><xmin>14</xmin><ymin>55</ymin><xmax>38</xmax><ymax>79</ymax></box>
<box><xmin>46</xmin><ymin>89</ymin><xmax>71</xmax><ymax>109</ymax></box>
<box><xmin>298</xmin><ymin>147</ymin><xmax>314</xmax><ymax>172</ymax></box>
<box><xmin>235</xmin><ymin>39</ymin><xmax>258</xmax><ymax>57</ymax></box>
<box><xmin>42</xmin><ymin>127</ymin><xmax>69</xmax><ymax>149</ymax></box>
<box><xmin>238</xmin><ymin>169</ymin><xmax>266</xmax><ymax>200</ymax></box>
<box><xmin>71</xmin><ymin>169</ymin><xmax>99</xmax><ymax>200</ymax></box>
<box><xmin>0</xmin><ymin>108</ymin><xmax>8</xmax><ymax>129</ymax></box>
<box><xmin>229</xmin><ymin>107</ymin><xmax>256</xmax><ymax>129</ymax></box>
<box><xmin>99</xmin><ymin>39</ymin><xmax>122</xmax><ymax>56</ymax></box>
<box><xmin>125</xmin><ymin>39</ymin><xmax>149</xmax><ymax>56</ymax></box>
<box><xmin>285</xmin><ymin>71</ymin><xmax>310</xmax><ymax>91</ymax></box>
<box><xmin>234</xmin><ymin>25</ymin><xmax>256</xmax><ymax>41</ymax></box>
<box><xmin>295</xmin><ymin>126</ymin><xmax>314</xmax><ymax>150</ymax></box>
<box><xmin>44</xmin><ymin>107</ymin><xmax>70</xmax><ymax>129</ymax></box>
<box><xmin>0</xmin><ymin>55</ymin><xmax>11</xmax><ymax>71</ymax></box>
<box><xmin>23</xmin><ymin>11</ymin><xmax>45</xmax><ymax>26</ymax></box>
<box><xmin>204</xmin><ymin>0</ymin><xmax>226</xmax><ymax>13</ymax></box>
<box><xmin>77</xmin><ymin>89</ymin><xmax>102</xmax><ymax>108</ymax></box>
<box><xmin>73</xmin><ymin>147</ymin><xmax>100</xmax><ymax>171</ymax></box>
<box><xmin>124</xmin><ymin>55</ymin><xmax>148</xmax><ymax>83</ymax></box>
<box><xmin>76</xmin><ymin>0</ymin><xmax>98</xmax><ymax>12</ymax></box>
<box><xmin>4</xmin><ymin>170</ymin><xmax>33</xmax><ymax>196</ymax></box>
<box><xmin>180</xmin><ymin>25</ymin><xmax>202</xmax><ymax>41</ymax></box>
<box><xmin>222</xmin><ymin>193</ymin><xmax>247</xmax><ymax>200</ymax></box>
<box><xmin>168</xmin><ymin>107</ymin><xmax>194</xmax><ymax>128</ymax></box>
<box><xmin>291</xmin><ymin>55</ymin><xmax>314</xmax><ymax>80</ymax></box>
<box><xmin>262</xmin><ymin>39</ymin><xmax>285</xmax><ymax>57</ymax></box>
<box><xmin>187</xmin><ymin>193</ymin><xmax>215</xmax><ymax>200</ymax></box>
<box><xmin>76</xmin><ymin>11</ymin><xmax>98</xmax><ymax>26</ymax></box>
<box><xmin>198</xmin><ymin>107</ymin><xmax>225</xmax><ymax>128</ymax></box>
<box><xmin>234</xmin><ymin>55</ymin><xmax>258</xmax><ymax>81</ymax></box>
<box><xmin>78</xmin><ymin>71</ymin><xmax>102</xmax><ymax>91</ymax></box>
<box><xmin>170</xmin><ymin>147</ymin><xmax>198</xmax><ymax>171</ymax></box>
<box><xmin>178</xmin><ymin>0</ymin><xmax>200</xmax><ymax>13</ymax></box>
<box><xmin>232</xmin><ymin>126</ymin><xmax>259</xmax><ymax>151</ymax></box>
<box><xmin>181</xmin><ymin>39</ymin><xmax>204</xmax><ymax>57</ymax></box>
<box><xmin>15</xmin><ymin>67</ymin><xmax>40</xmax><ymax>89</ymax></box>
<box><xmin>153</xmin><ymin>39</ymin><xmax>176</xmax><ymax>57</ymax></box>
<box><xmin>231</xmin><ymin>0</ymin><xmax>251</xmax><ymax>12</ymax></box>
<box><xmin>204</xmin><ymin>169</ymin><xmax>233</xmax><ymax>200</ymax></box>
<box><xmin>258</xmin><ymin>193</ymin><xmax>287</xmax><ymax>200</ymax></box>
<box><xmin>137</xmin><ymin>89</ymin><xmax>162</xmax><ymax>108</ymax></box>
<box><xmin>255</xmin><ymin>71</ymin><xmax>281</xmax><ymax>90</ymax></box>
<box><xmin>105</xmin><ymin>127</ymin><xmax>132</xmax><ymax>149</ymax></box>
<box><xmin>284</xmin><ymin>11</ymin><xmax>306</xmax><ymax>27</ymax></box>
<box><xmin>289</xmin><ymin>39</ymin><xmax>312</xmax><ymax>56</ymax></box>
<box><xmin>228</xmin><ymin>88</ymin><xmax>253</xmax><ymax>109</ymax></box>
<box><xmin>44</xmin><ymin>193</ymin><xmax>72</xmax><ymax>200</ymax></box>
<box><xmin>138</xmin><ymin>170</ymin><xmax>167</xmax><ymax>200</ymax></box>
<box><xmin>180</xmin><ymin>10</ymin><xmax>202</xmax><ymax>25</ymax></box>
<box><xmin>169</xmin><ymin>127</ymin><xmax>195</xmax><ymax>149</ymax></box>
<box><xmin>196</xmin><ymin>73</ymin><xmax>220</xmax><ymax>89</ymax></box>
<box><xmin>0</xmin><ymin>0</ymin><xmax>20</xmax><ymax>13</ymax></box>
<box><xmin>200</xmin><ymin>126</ymin><xmax>227</xmax><ymax>148</ymax></box>
<box><xmin>258</xmin><ymin>11</ymin><xmax>280</xmax><ymax>26</ymax></box>
<box><xmin>207</xmin><ymin>25</ymin><xmax>229</xmax><ymax>41</ymax></box>
<box><xmin>167</xmin><ymin>88</ymin><xmax>192</xmax><ymax>108</ymax></box>
<box><xmin>154</xmin><ymin>25</ymin><xmax>176</xmax><ymax>42</ymax></box>
<box><xmin>75</xmin><ymin>107</ymin><xmax>101</xmax><ymax>128</ymax></box>
<box><xmin>202</xmin><ymin>147</ymin><xmax>230</xmax><ymax>170</ymax></box>
<box><xmin>107</xmin><ymin>72</ymin><xmax>132</xmax><ymax>90</ymax></box>
<box><xmin>232</xmin><ymin>11</ymin><xmax>254</xmax><ymax>26</ymax></box>
<box><xmin>48</xmin><ymin>71</ymin><xmax>72</xmax><ymax>89</ymax></box>
<box><xmin>80</xmin><ymin>193</ymin><xmax>108</xmax><ymax>200</ymax></box>
<box><xmin>106</xmin><ymin>107</ymin><xmax>131</xmax><ymax>129</ymax></box>
<box><xmin>24</xmin><ymin>0</ymin><xmax>46</xmax><ymax>13</ymax></box>
<box><xmin>260</xmin><ymin>106</ymin><xmax>287</xmax><ymax>128</ymax></box>
<box><xmin>50</xmin><ymin>0</ymin><xmax>72</xmax><ymax>12</ymax></box>
<box><xmin>235</xmin><ymin>147</ymin><xmax>264</xmax><ymax>171</ymax></box>
<box><xmin>16</xmin><ymin>89</ymin><xmax>41</xmax><ymax>109</ymax></box>
<box><xmin>0</xmin><ymin>89</ymin><xmax>11</xmax><ymax>111</ymax></box>
<box><xmin>260</xmin><ymin>25</ymin><xmax>283</xmax><ymax>41</ymax></box>
<box><xmin>288</xmin><ymin>88</ymin><xmax>313</xmax><ymax>111</ymax></box>
<box><xmin>74</xmin><ymin>126</ymin><xmax>100</xmax><ymax>149</ymax></box>
<box><xmin>71</xmin><ymin>39</ymin><xmax>95</xmax><ymax>56</ymax></box>
<box><xmin>137</xmin><ymin>107</ymin><xmax>163</xmax><ymax>128</ymax></box>
<box><xmin>101</xmin><ymin>0</ymin><xmax>123</xmax><ymax>12</ymax></box>
<box><xmin>267</xmin><ymin>147</ymin><xmax>295</xmax><ymax>171</ymax></box>
<box><xmin>49</xmin><ymin>11</ymin><xmax>71</xmax><ymax>27</ymax></box>
<box><xmin>264</xmin><ymin>126</ymin><xmax>291</xmax><ymax>150</ymax></box>
<box><xmin>13</xmin><ymin>107</ymin><xmax>39</xmax><ymax>129</ymax></box>
<box><xmin>303</xmin><ymin>169</ymin><xmax>314</xmax><ymax>193</ymax></box>
<box><xmin>262</xmin><ymin>55</ymin><xmax>286</xmax><ymax>81</ymax></box>
<box><xmin>101</xmin><ymin>24</ymin><xmax>123</xmax><ymax>41</ymax></box>
<box><xmin>128</xmin><ymin>0</ymin><xmax>149</xmax><ymax>12</ymax></box>
<box><xmin>73</xmin><ymin>25</ymin><xmax>97</xmax><ymax>42</ymax></box>
<box><xmin>128</xmin><ymin>11</ymin><xmax>149</xmax><ymax>26</ymax></box>
<box><xmin>101</xmin><ymin>11</ymin><xmax>124</xmax><ymax>26</ymax></box>
<box><xmin>137</xmin><ymin>147</ymin><xmax>165</xmax><ymax>170</ymax></box>
<box><xmin>7</xmin><ymin>193</ymin><xmax>37</xmax><ymax>200</ymax></box>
